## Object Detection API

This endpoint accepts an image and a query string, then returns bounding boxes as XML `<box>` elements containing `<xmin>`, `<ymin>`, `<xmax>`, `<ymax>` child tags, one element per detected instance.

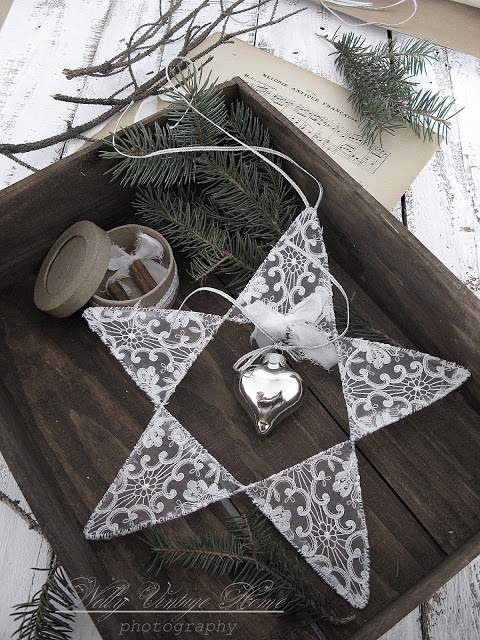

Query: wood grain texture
<box><xmin>397</xmin><ymin>38</ymin><xmax>480</xmax><ymax>299</ymax></box>
<box><xmin>380</xmin><ymin>609</ymin><xmax>423</xmax><ymax>640</ymax></box>
<box><xmin>0</xmin><ymin>451</ymin><xmax>51</xmax><ymax>639</ymax></box>
<box><xmin>422</xmin><ymin>562</ymin><xmax>480</xmax><ymax>640</ymax></box>
<box><xmin>63</xmin><ymin>0</ymin><xmax>164</xmax><ymax>157</ymax></box>
<box><xmin>0</xmin><ymin>0</ymin><xmax>114</xmax><ymax>186</ymax></box>
<box><xmin>386</xmin><ymin>24</ymin><xmax>480</xmax><ymax>640</ymax></box>
<box><xmin>234</xmin><ymin>79</ymin><xmax>480</xmax><ymax>409</ymax></box>
<box><xmin>0</xmin><ymin>286</ymin><xmax>323</xmax><ymax>640</ymax></box>
<box><xmin>351</xmin><ymin>529</ymin><xmax>480</xmax><ymax>640</ymax></box>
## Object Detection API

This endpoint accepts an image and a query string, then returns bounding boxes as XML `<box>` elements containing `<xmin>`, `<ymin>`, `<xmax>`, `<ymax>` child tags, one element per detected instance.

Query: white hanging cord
<box><xmin>177</xmin><ymin>287</ymin><xmax>287</xmax><ymax>367</ymax></box>
<box><xmin>177</xmin><ymin>285</ymin><xmax>327</xmax><ymax>371</ymax></box>
<box><xmin>321</xmin><ymin>0</ymin><xmax>417</xmax><ymax>27</ymax></box>
<box><xmin>112</xmin><ymin>58</ymin><xmax>323</xmax><ymax>210</ymax></box>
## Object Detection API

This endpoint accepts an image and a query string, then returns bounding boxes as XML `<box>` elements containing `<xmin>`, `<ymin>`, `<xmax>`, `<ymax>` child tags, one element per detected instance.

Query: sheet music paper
<box><xmin>188</xmin><ymin>36</ymin><xmax>437</xmax><ymax>210</ymax></box>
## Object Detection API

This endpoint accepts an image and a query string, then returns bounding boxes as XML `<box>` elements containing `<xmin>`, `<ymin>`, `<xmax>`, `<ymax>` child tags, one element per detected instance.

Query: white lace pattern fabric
<box><xmin>83</xmin><ymin>208</ymin><xmax>469</xmax><ymax>610</ymax></box>
<box><xmin>84</xmin><ymin>406</ymin><xmax>242</xmax><ymax>540</ymax></box>
<box><xmin>83</xmin><ymin>306</ymin><xmax>224</xmax><ymax>406</ymax></box>
<box><xmin>338</xmin><ymin>338</ymin><xmax>470</xmax><ymax>440</ymax></box>
<box><xmin>246</xmin><ymin>440</ymin><xmax>369</xmax><ymax>608</ymax></box>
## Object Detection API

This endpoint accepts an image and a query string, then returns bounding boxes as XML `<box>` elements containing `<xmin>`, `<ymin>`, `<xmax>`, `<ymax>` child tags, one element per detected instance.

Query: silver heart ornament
<box><xmin>234</xmin><ymin>352</ymin><xmax>306</xmax><ymax>435</ymax></box>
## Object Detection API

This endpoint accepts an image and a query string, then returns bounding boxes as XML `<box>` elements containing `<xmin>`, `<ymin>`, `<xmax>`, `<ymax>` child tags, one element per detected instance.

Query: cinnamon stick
<box><xmin>130</xmin><ymin>259</ymin><xmax>157</xmax><ymax>294</ymax></box>
<box><xmin>107</xmin><ymin>280</ymin><xmax>130</xmax><ymax>301</ymax></box>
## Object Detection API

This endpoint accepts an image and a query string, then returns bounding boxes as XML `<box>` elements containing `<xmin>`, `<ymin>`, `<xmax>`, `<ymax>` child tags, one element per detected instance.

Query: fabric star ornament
<box><xmin>83</xmin><ymin>207</ymin><xmax>469</xmax><ymax>610</ymax></box>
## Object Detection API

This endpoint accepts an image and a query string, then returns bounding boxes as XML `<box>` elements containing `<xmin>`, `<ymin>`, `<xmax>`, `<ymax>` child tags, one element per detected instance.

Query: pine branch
<box><xmin>143</xmin><ymin>509</ymin><xmax>354</xmax><ymax>626</ymax></box>
<box><xmin>401</xmin><ymin>89</ymin><xmax>458</xmax><ymax>141</ymax></box>
<box><xmin>108</xmin><ymin>68</ymin><xmax>397</xmax><ymax>342</ymax></box>
<box><xmin>332</xmin><ymin>293</ymin><xmax>399</xmax><ymax>344</ymax></box>
<box><xmin>103</xmin><ymin>71</ymin><xmax>300</xmax><ymax>291</ymax></box>
<box><xmin>326</xmin><ymin>31</ymin><xmax>461</xmax><ymax>146</ymax></box>
<box><xmin>11</xmin><ymin>559</ymin><xmax>77</xmax><ymax>640</ymax></box>
<box><xmin>135</xmin><ymin>188</ymin><xmax>263</xmax><ymax>290</ymax></box>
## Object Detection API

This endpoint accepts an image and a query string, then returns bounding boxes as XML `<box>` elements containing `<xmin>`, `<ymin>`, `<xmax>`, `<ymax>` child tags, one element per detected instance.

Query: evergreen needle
<box><xmin>11</xmin><ymin>561</ymin><xmax>77</xmax><ymax>640</ymax></box>
<box><xmin>103</xmin><ymin>69</ymin><xmax>300</xmax><ymax>291</ymax></box>
<box><xmin>143</xmin><ymin>509</ymin><xmax>354</xmax><ymax>626</ymax></box>
<box><xmin>326</xmin><ymin>31</ymin><xmax>461</xmax><ymax>146</ymax></box>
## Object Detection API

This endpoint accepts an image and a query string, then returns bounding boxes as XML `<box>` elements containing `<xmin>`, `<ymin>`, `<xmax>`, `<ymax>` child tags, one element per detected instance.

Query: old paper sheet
<box><xmin>188</xmin><ymin>37</ymin><xmax>437</xmax><ymax>210</ymax></box>
<box><xmin>320</xmin><ymin>0</ymin><xmax>480</xmax><ymax>58</ymax></box>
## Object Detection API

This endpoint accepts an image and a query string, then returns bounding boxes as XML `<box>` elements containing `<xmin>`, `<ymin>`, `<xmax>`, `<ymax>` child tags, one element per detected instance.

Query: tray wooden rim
<box><xmin>0</xmin><ymin>78</ymin><xmax>478</xmax><ymax>640</ymax></box>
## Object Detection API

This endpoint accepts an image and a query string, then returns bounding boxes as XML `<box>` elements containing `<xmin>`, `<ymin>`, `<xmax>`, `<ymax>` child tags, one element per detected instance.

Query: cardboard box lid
<box><xmin>34</xmin><ymin>220</ymin><xmax>111</xmax><ymax>318</ymax></box>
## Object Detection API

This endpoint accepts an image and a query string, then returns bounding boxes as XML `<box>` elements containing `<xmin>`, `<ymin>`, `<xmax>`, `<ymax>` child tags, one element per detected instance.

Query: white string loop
<box><xmin>177</xmin><ymin>285</ymin><xmax>322</xmax><ymax>371</ymax></box>
<box><xmin>177</xmin><ymin>264</ymin><xmax>349</xmax><ymax>373</ymax></box>
<box><xmin>320</xmin><ymin>0</ymin><xmax>417</xmax><ymax>27</ymax></box>
<box><xmin>112</xmin><ymin>58</ymin><xmax>323</xmax><ymax>210</ymax></box>
<box><xmin>233</xmin><ymin>343</ymin><xmax>301</xmax><ymax>372</ymax></box>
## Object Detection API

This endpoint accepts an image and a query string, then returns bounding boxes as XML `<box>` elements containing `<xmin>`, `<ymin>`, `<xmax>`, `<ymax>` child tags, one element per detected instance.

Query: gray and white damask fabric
<box><xmin>84</xmin><ymin>406</ymin><xmax>242</xmax><ymax>540</ymax></box>
<box><xmin>246</xmin><ymin>440</ymin><xmax>369</xmax><ymax>608</ymax></box>
<box><xmin>337</xmin><ymin>337</ymin><xmax>470</xmax><ymax>441</ymax></box>
<box><xmin>83</xmin><ymin>207</ymin><xmax>469</xmax><ymax>609</ymax></box>
<box><xmin>83</xmin><ymin>307</ymin><xmax>223</xmax><ymax>406</ymax></box>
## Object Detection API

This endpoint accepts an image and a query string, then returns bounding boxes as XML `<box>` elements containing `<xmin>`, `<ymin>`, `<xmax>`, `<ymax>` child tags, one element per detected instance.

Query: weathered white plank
<box><xmin>401</xmin><ymin>42</ymin><xmax>480</xmax><ymax>297</ymax></box>
<box><xmin>380</xmin><ymin>608</ymin><xmax>423</xmax><ymax>640</ymax></box>
<box><xmin>63</xmin><ymin>0</ymin><xmax>165</xmax><ymax>155</ymax></box>
<box><xmin>421</xmin><ymin>559</ymin><xmax>480</xmax><ymax>640</ymax></box>
<box><xmin>0</xmin><ymin>2</ymin><xmax>111</xmax><ymax>637</ymax></box>
<box><xmin>0</xmin><ymin>449</ymin><xmax>101</xmax><ymax>639</ymax></box>
<box><xmin>376</xmin><ymin>27</ymin><xmax>480</xmax><ymax>640</ymax></box>
<box><xmin>0</xmin><ymin>451</ymin><xmax>51</xmax><ymax>638</ymax></box>
<box><xmin>0</xmin><ymin>0</ymin><xmax>114</xmax><ymax>188</ymax></box>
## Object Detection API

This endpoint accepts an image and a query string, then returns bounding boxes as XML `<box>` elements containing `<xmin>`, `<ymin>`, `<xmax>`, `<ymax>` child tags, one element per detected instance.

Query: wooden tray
<box><xmin>0</xmin><ymin>79</ymin><xmax>479</xmax><ymax>640</ymax></box>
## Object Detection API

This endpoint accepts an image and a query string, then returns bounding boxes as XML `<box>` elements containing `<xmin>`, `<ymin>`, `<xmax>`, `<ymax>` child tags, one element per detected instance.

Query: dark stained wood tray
<box><xmin>0</xmin><ymin>79</ymin><xmax>479</xmax><ymax>640</ymax></box>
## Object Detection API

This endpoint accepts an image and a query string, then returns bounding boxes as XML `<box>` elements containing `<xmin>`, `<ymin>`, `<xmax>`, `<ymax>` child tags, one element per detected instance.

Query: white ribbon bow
<box><xmin>106</xmin><ymin>232</ymin><xmax>167</xmax><ymax>289</ymax></box>
<box><xmin>241</xmin><ymin>289</ymin><xmax>338</xmax><ymax>370</ymax></box>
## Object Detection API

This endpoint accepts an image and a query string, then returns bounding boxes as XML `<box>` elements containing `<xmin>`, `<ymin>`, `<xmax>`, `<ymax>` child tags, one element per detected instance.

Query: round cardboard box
<box><xmin>34</xmin><ymin>221</ymin><xmax>178</xmax><ymax>317</ymax></box>
<box><xmin>91</xmin><ymin>224</ymin><xmax>178</xmax><ymax>309</ymax></box>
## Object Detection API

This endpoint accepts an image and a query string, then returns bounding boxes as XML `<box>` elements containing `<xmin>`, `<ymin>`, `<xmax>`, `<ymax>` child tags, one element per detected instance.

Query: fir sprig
<box><xmin>327</xmin><ymin>31</ymin><xmax>460</xmax><ymax>146</ymax></box>
<box><xmin>103</xmin><ymin>71</ymin><xmax>300</xmax><ymax>291</ymax></box>
<box><xmin>144</xmin><ymin>509</ymin><xmax>353</xmax><ymax>625</ymax></box>
<box><xmin>136</xmin><ymin>188</ymin><xmax>264</xmax><ymax>289</ymax></box>
<box><xmin>11</xmin><ymin>561</ymin><xmax>77</xmax><ymax>640</ymax></box>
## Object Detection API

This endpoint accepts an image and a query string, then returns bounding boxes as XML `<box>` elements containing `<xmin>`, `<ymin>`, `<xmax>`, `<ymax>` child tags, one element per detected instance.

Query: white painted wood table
<box><xmin>0</xmin><ymin>1</ymin><xmax>479</xmax><ymax>638</ymax></box>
